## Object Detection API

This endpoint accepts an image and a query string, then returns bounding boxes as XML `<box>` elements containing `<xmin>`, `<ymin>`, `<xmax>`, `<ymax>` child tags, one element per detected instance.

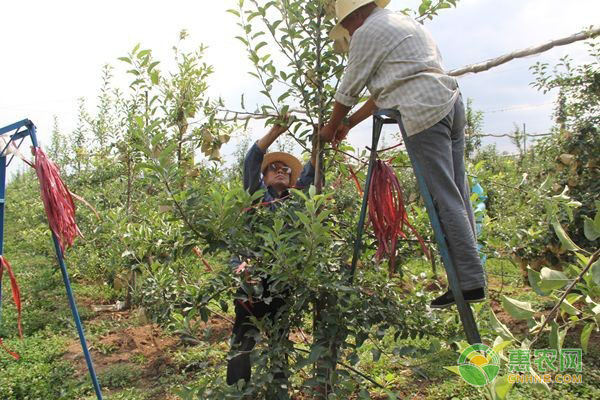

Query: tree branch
<box><xmin>531</xmin><ymin>248</ymin><xmax>600</xmax><ymax>346</ymax></box>
<box><xmin>449</xmin><ymin>27</ymin><xmax>600</xmax><ymax>77</ymax></box>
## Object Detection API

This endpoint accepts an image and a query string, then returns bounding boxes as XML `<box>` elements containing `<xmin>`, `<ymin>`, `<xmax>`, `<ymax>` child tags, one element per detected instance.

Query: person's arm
<box><xmin>256</xmin><ymin>119</ymin><xmax>288</xmax><ymax>152</ymax></box>
<box><xmin>243</xmin><ymin>117</ymin><xmax>289</xmax><ymax>194</ymax></box>
<box><xmin>243</xmin><ymin>143</ymin><xmax>265</xmax><ymax>195</ymax></box>
<box><xmin>320</xmin><ymin>102</ymin><xmax>352</xmax><ymax>142</ymax></box>
<box><xmin>295</xmin><ymin>161</ymin><xmax>316</xmax><ymax>189</ymax></box>
<box><xmin>331</xmin><ymin>97</ymin><xmax>378</xmax><ymax>144</ymax></box>
<box><xmin>321</xmin><ymin>28</ymin><xmax>386</xmax><ymax>142</ymax></box>
<box><xmin>348</xmin><ymin>97</ymin><xmax>377</xmax><ymax>128</ymax></box>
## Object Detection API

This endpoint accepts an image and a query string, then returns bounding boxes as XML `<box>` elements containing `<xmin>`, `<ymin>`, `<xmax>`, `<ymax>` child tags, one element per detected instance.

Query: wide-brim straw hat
<box><xmin>261</xmin><ymin>152</ymin><xmax>303</xmax><ymax>187</ymax></box>
<box><xmin>329</xmin><ymin>0</ymin><xmax>390</xmax><ymax>53</ymax></box>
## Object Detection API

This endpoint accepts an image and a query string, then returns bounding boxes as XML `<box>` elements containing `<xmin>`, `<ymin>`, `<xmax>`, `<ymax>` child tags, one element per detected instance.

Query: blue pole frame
<box><xmin>0</xmin><ymin>120</ymin><xmax>103</xmax><ymax>400</ymax></box>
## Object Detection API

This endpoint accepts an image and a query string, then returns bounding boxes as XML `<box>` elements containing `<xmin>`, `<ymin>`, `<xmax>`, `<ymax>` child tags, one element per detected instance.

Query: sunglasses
<box><xmin>267</xmin><ymin>163</ymin><xmax>292</xmax><ymax>175</ymax></box>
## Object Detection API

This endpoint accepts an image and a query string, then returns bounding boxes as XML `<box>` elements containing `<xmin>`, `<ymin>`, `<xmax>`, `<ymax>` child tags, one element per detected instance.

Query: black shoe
<box><xmin>430</xmin><ymin>287</ymin><xmax>486</xmax><ymax>309</ymax></box>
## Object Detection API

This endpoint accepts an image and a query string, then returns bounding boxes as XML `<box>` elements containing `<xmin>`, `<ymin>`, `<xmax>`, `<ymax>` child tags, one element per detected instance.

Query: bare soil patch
<box><xmin>64</xmin><ymin>323</ymin><xmax>177</xmax><ymax>378</ymax></box>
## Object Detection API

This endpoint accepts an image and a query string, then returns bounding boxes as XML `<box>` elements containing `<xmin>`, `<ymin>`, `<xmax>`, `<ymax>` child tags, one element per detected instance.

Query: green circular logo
<box><xmin>457</xmin><ymin>344</ymin><xmax>500</xmax><ymax>387</ymax></box>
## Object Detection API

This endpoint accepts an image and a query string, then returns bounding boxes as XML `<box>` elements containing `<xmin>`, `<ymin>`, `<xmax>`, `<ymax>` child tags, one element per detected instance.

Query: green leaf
<box><xmin>458</xmin><ymin>365</ymin><xmax>488</xmax><ymax>386</ymax></box>
<box><xmin>502</xmin><ymin>296</ymin><xmax>535</xmax><ymax>320</ymax></box>
<box><xmin>529</xmin><ymin>366</ymin><xmax>551</xmax><ymax>393</ymax></box>
<box><xmin>294</xmin><ymin>211</ymin><xmax>311</xmax><ymax>227</ymax></box>
<box><xmin>581</xmin><ymin>322</ymin><xmax>594</xmax><ymax>354</ymax></box>
<box><xmin>371</xmin><ymin>348</ymin><xmax>381</xmax><ymax>362</ymax></box>
<box><xmin>492</xmin><ymin>339</ymin><xmax>513</xmax><ymax>356</ymax></box>
<box><xmin>147</xmin><ymin>61</ymin><xmax>160</xmax><ymax>72</ymax></box>
<box><xmin>118</xmin><ymin>56</ymin><xmax>131</xmax><ymax>64</ymax></box>
<box><xmin>591</xmin><ymin>258</ymin><xmax>600</xmax><ymax>286</ymax></box>
<box><xmin>226</xmin><ymin>8</ymin><xmax>240</xmax><ymax>17</ymax></box>
<box><xmin>489</xmin><ymin>309</ymin><xmax>514</xmax><ymax>340</ymax></box>
<box><xmin>444</xmin><ymin>366</ymin><xmax>460</xmax><ymax>376</ymax></box>
<box><xmin>150</xmin><ymin>70</ymin><xmax>159</xmax><ymax>85</ymax></box>
<box><xmin>255</xmin><ymin>41</ymin><xmax>268</xmax><ymax>51</ymax></box>
<box><xmin>418</xmin><ymin>0</ymin><xmax>432</xmax><ymax>16</ymax></box>
<box><xmin>308</xmin><ymin>345</ymin><xmax>327</xmax><ymax>363</ymax></box>
<box><xmin>552</xmin><ymin>218</ymin><xmax>582</xmax><ymax>252</ymax></box>
<box><xmin>549</xmin><ymin>320</ymin><xmax>567</xmax><ymax>353</ymax></box>
<box><xmin>137</xmin><ymin>49</ymin><xmax>151</xmax><ymax>59</ymax></box>
<box><xmin>235</xmin><ymin>36</ymin><xmax>249</xmax><ymax>46</ymax></box>
<box><xmin>583</xmin><ymin>216</ymin><xmax>600</xmax><ymax>241</ymax></box>
<box><xmin>528</xmin><ymin>267</ymin><xmax>551</xmax><ymax>296</ymax></box>
<box><xmin>559</xmin><ymin>298</ymin><xmax>580</xmax><ymax>316</ymax></box>
<box><xmin>493</xmin><ymin>375</ymin><xmax>515</xmax><ymax>400</ymax></box>
<box><xmin>539</xmin><ymin>267</ymin><xmax>570</xmax><ymax>291</ymax></box>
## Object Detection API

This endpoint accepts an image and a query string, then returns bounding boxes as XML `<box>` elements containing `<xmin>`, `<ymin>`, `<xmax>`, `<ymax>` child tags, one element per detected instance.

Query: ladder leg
<box><xmin>349</xmin><ymin>115</ymin><xmax>384</xmax><ymax>283</ymax></box>
<box><xmin>398</xmin><ymin>123</ymin><xmax>481</xmax><ymax>344</ymax></box>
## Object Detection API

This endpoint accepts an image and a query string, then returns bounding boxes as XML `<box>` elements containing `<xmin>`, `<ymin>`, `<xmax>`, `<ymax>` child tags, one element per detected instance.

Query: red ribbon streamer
<box><xmin>33</xmin><ymin>147</ymin><xmax>82</xmax><ymax>253</ymax></box>
<box><xmin>368</xmin><ymin>160</ymin><xmax>429</xmax><ymax>275</ymax></box>
<box><xmin>0</xmin><ymin>255</ymin><xmax>22</xmax><ymax>360</ymax></box>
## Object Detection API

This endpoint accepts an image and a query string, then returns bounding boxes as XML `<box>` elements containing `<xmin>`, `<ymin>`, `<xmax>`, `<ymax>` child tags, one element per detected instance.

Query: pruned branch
<box><xmin>530</xmin><ymin>248</ymin><xmax>600</xmax><ymax>347</ymax></box>
<box><xmin>449</xmin><ymin>27</ymin><xmax>600</xmax><ymax>77</ymax></box>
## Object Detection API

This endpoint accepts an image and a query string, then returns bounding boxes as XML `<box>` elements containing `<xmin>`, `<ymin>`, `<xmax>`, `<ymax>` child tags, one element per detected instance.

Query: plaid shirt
<box><xmin>335</xmin><ymin>8</ymin><xmax>459</xmax><ymax>136</ymax></box>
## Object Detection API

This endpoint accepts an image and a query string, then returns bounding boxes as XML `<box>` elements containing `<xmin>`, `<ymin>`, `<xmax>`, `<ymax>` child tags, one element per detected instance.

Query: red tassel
<box><xmin>0</xmin><ymin>256</ymin><xmax>22</xmax><ymax>360</ymax></box>
<box><xmin>0</xmin><ymin>338</ymin><xmax>20</xmax><ymax>360</ymax></box>
<box><xmin>0</xmin><ymin>256</ymin><xmax>21</xmax><ymax>338</ymax></box>
<box><xmin>368</xmin><ymin>160</ymin><xmax>429</xmax><ymax>275</ymax></box>
<box><xmin>33</xmin><ymin>147</ymin><xmax>82</xmax><ymax>253</ymax></box>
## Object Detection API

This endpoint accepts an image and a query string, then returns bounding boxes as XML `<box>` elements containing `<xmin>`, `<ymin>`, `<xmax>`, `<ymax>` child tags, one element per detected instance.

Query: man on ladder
<box><xmin>320</xmin><ymin>0</ymin><xmax>486</xmax><ymax>309</ymax></box>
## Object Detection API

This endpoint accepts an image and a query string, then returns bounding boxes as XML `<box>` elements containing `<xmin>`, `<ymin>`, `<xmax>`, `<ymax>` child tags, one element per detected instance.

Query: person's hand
<box><xmin>333</xmin><ymin>124</ymin><xmax>350</xmax><ymax>147</ymax></box>
<box><xmin>272</xmin><ymin>113</ymin><xmax>292</xmax><ymax>135</ymax></box>
<box><xmin>235</xmin><ymin>261</ymin><xmax>249</xmax><ymax>275</ymax></box>
<box><xmin>319</xmin><ymin>123</ymin><xmax>337</xmax><ymax>143</ymax></box>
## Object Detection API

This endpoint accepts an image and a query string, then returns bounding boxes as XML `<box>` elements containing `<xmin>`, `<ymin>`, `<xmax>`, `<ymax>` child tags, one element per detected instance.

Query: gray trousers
<box><xmin>405</xmin><ymin>95</ymin><xmax>486</xmax><ymax>291</ymax></box>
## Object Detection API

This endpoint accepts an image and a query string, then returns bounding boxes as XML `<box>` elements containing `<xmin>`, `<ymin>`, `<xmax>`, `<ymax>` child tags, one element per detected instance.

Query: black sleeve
<box><xmin>243</xmin><ymin>142</ymin><xmax>266</xmax><ymax>194</ymax></box>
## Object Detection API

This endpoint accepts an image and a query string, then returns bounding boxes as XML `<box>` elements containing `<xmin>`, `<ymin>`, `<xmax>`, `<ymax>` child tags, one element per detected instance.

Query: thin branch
<box><xmin>449</xmin><ymin>28</ymin><xmax>600</xmax><ymax>77</ymax></box>
<box><xmin>161</xmin><ymin>171</ymin><xmax>204</xmax><ymax>239</ymax></box>
<box><xmin>207</xmin><ymin>307</ymin><xmax>235</xmax><ymax>324</ymax></box>
<box><xmin>530</xmin><ymin>248</ymin><xmax>600</xmax><ymax>346</ymax></box>
<box><xmin>293</xmin><ymin>347</ymin><xmax>386</xmax><ymax>389</ymax></box>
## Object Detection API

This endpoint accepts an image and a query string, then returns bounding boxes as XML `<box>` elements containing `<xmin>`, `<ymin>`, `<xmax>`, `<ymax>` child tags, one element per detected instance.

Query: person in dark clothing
<box><xmin>226</xmin><ymin>117</ymin><xmax>315</xmax><ymax>396</ymax></box>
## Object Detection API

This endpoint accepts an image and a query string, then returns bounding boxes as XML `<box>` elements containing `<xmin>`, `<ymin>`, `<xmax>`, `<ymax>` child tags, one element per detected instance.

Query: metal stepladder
<box><xmin>0</xmin><ymin>119</ymin><xmax>103</xmax><ymax>399</ymax></box>
<box><xmin>350</xmin><ymin>109</ymin><xmax>482</xmax><ymax>345</ymax></box>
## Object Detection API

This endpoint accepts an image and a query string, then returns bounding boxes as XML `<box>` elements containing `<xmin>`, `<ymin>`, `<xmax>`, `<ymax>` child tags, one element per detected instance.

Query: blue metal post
<box><xmin>375</xmin><ymin>109</ymin><xmax>482</xmax><ymax>345</ymax></box>
<box><xmin>51</xmin><ymin>235</ymin><xmax>103</xmax><ymax>400</ymax></box>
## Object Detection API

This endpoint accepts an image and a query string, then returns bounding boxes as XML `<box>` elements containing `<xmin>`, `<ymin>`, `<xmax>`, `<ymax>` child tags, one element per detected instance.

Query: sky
<box><xmin>1</xmin><ymin>0</ymin><xmax>598</xmax><ymax>175</ymax></box>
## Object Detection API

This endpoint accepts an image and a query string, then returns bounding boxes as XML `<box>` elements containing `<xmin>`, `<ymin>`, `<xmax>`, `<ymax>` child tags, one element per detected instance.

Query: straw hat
<box><xmin>329</xmin><ymin>0</ymin><xmax>390</xmax><ymax>52</ymax></box>
<box><xmin>261</xmin><ymin>152</ymin><xmax>303</xmax><ymax>186</ymax></box>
